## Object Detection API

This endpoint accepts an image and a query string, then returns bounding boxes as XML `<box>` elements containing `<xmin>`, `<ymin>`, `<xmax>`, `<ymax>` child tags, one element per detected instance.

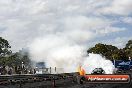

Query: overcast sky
<box><xmin>0</xmin><ymin>0</ymin><xmax>132</xmax><ymax>52</ymax></box>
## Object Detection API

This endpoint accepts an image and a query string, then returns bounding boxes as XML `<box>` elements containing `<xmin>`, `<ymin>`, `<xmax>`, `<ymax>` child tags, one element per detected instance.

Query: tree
<box><xmin>124</xmin><ymin>40</ymin><xmax>132</xmax><ymax>59</ymax></box>
<box><xmin>125</xmin><ymin>40</ymin><xmax>132</xmax><ymax>49</ymax></box>
<box><xmin>87</xmin><ymin>40</ymin><xmax>132</xmax><ymax>60</ymax></box>
<box><xmin>20</xmin><ymin>52</ymin><xmax>31</xmax><ymax>67</ymax></box>
<box><xmin>7</xmin><ymin>52</ymin><xmax>21</xmax><ymax>67</ymax></box>
<box><xmin>0</xmin><ymin>37</ymin><xmax>12</xmax><ymax>66</ymax></box>
<box><xmin>0</xmin><ymin>37</ymin><xmax>11</xmax><ymax>57</ymax></box>
<box><xmin>7</xmin><ymin>50</ymin><xmax>31</xmax><ymax>67</ymax></box>
<box><xmin>0</xmin><ymin>37</ymin><xmax>32</xmax><ymax>67</ymax></box>
<box><xmin>87</xmin><ymin>43</ymin><xmax>119</xmax><ymax>60</ymax></box>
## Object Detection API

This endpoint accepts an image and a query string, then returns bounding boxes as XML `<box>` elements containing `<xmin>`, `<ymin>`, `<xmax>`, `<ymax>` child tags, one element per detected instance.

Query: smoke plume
<box><xmin>29</xmin><ymin>35</ymin><xmax>114</xmax><ymax>74</ymax></box>
<box><xmin>82</xmin><ymin>54</ymin><xmax>114</xmax><ymax>74</ymax></box>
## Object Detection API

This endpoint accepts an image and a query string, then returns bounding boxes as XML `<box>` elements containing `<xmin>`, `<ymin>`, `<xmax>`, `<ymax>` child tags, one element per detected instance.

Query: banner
<box><xmin>85</xmin><ymin>74</ymin><xmax>130</xmax><ymax>83</ymax></box>
<box><xmin>113</xmin><ymin>60</ymin><xmax>132</xmax><ymax>70</ymax></box>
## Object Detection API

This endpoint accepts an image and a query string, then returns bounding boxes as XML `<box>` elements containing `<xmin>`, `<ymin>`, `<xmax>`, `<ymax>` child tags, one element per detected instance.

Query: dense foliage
<box><xmin>0</xmin><ymin>37</ymin><xmax>11</xmax><ymax>57</ymax></box>
<box><xmin>0</xmin><ymin>37</ymin><xmax>31</xmax><ymax>67</ymax></box>
<box><xmin>87</xmin><ymin>40</ymin><xmax>132</xmax><ymax>60</ymax></box>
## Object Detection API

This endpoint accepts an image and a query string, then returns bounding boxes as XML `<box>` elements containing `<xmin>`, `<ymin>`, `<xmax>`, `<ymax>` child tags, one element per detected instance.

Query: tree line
<box><xmin>0</xmin><ymin>37</ymin><xmax>31</xmax><ymax>68</ymax></box>
<box><xmin>87</xmin><ymin>40</ymin><xmax>132</xmax><ymax>60</ymax></box>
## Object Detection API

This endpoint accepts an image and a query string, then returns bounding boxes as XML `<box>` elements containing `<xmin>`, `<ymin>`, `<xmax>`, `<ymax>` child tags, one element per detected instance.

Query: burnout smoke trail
<box><xmin>82</xmin><ymin>54</ymin><xmax>115</xmax><ymax>74</ymax></box>
<box><xmin>29</xmin><ymin>35</ymin><xmax>114</xmax><ymax>74</ymax></box>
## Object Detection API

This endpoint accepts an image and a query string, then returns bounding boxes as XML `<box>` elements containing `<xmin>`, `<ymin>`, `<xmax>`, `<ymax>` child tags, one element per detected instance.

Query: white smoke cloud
<box><xmin>29</xmin><ymin>35</ymin><xmax>115</xmax><ymax>74</ymax></box>
<box><xmin>82</xmin><ymin>54</ymin><xmax>115</xmax><ymax>74</ymax></box>
<box><xmin>29</xmin><ymin>35</ymin><xmax>85</xmax><ymax>72</ymax></box>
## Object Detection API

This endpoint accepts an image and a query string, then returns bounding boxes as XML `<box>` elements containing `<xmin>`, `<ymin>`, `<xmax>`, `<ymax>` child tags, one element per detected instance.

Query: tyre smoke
<box><xmin>29</xmin><ymin>35</ymin><xmax>114</xmax><ymax>74</ymax></box>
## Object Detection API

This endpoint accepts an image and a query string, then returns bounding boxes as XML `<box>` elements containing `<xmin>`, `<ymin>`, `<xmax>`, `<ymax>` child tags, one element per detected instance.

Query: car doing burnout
<box><xmin>91</xmin><ymin>68</ymin><xmax>105</xmax><ymax>74</ymax></box>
